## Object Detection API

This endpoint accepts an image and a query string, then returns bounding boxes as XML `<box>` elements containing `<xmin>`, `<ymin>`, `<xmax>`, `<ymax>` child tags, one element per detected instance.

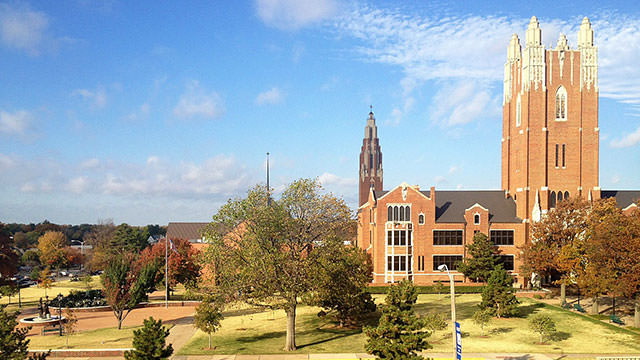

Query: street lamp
<box><xmin>56</xmin><ymin>293</ymin><xmax>63</xmax><ymax>336</ymax></box>
<box><xmin>438</xmin><ymin>264</ymin><xmax>457</xmax><ymax>359</ymax></box>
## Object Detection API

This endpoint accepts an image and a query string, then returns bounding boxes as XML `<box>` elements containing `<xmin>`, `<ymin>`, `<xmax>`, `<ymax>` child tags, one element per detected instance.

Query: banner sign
<box><xmin>455</xmin><ymin>321</ymin><xmax>462</xmax><ymax>360</ymax></box>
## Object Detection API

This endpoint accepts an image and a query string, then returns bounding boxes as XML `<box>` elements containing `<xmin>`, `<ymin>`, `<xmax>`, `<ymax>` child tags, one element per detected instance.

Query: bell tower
<box><xmin>359</xmin><ymin>108</ymin><xmax>383</xmax><ymax>206</ymax></box>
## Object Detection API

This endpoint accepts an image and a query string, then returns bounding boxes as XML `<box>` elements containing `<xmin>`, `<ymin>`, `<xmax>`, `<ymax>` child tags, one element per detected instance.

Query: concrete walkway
<box><xmin>170</xmin><ymin>353</ymin><xmax>640</xmax><ymax>360</ymax></box>
<box><xmin>167</xmin><ymin>315</ymin><xmax>199</xmax><ymax>359</ymax></box>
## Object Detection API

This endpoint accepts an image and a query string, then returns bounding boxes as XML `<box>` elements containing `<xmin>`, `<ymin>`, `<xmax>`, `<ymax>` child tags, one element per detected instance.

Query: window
<box><xmin>555</xmin><ymin>144</ymin><xmax>559</xmax><ymax>167</ymax></box>
<box><xmin>387</xmin><ymin>255</ymin><xmax>408</xmax><ymax>271</ymax></box>
<box><xmin>433</xmin><ymin>230</ymin><xmax>463</xmax><ymax>245</ymax></box>
<box><xmin>564</xmin><ymin>191</ymin><xmax>569</xmax><ymax>199</ymax></box>
<box><xmin>417</xmin><ymin>256</ymin><xmax>425</xmax><ymax>271</ymax></box>
<box><xmin>405</xmin><ymin>206</ymin><xmax>411</xmax><ymax>221</ymax></box>
<box><xmin>555</xmin><ymin>86</ymin><xmax>567</xmax><ymax>121</ymax></box>
<box><xmin>558</xmin><ymin>191</ymin><xmax>563</xmax><ymax>202</ymax></box>
<box><xmin>495</xmin><ymin>255</ymin><xmax>514</xmax><ymax>271</ymax></box>
<box><xmin>387</xmin><ymin>230</ymin><xmax>412</xmax><ymax>246</ymax></box>
<box><xmin>433</xmin><ymin>255</ymin><xmax>463</xmax><ymax>271</ymax></box>
<box><xmin>516</xmin><ymin>94</ymin><xmax>521</xmax><ymax>127</ymax></box>
<box><xmin>490</xmin><ymin>230</ymin><xmax>514</xmax><ymax>245</ymax></box>
<box><xmin>562</xmin><ymin>144</ymin><xmax>566</xmax><ymax>167</ymax></box>
<box><xmin>369</xmin><ymin>154</ymin><xmax>373</xmax><ymax>169</ymax></box>
<box><xmin>387</xmin><ymin>205</ymin><xmax>411</xmax><ymax>222</ymax></box>
<box><xmin>388</xmin><ymin>207</ymin><xmax>392</xmax><ymax>221</ymax></box>
<box><xmin>418</xmin><ymin>214</ymin><xmax>425</xmax><ymax>225</ymax></box>
<box><xmin>550</xmin><ymin>191</ymin><xmax>556</xmax><ymax>208</ymax></box>
<box><xmin>474</xmin><ymin>214</ymin><xmax>480</xmax><ymax>225</ymax></box>
<box><xmin>393</xmin><ymin>206</ymin><xmax>399</xmax><ymax>221</ymax></box>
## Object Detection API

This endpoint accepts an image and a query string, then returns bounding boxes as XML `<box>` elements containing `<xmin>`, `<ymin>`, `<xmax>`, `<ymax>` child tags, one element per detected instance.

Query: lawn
<box><xmin>179</xmin><ymin>294</ymin><xmax>640</xmax><ymax>355</ymax></box>
<box><xmin>1</xmin><ymin>276</ymin><xmax>102</xmax><ymax>309</ymax></box>
<box><xmin>27</xmin><ymin>324</ymin><xmax>145</xmax><ymax>350</ymax></box>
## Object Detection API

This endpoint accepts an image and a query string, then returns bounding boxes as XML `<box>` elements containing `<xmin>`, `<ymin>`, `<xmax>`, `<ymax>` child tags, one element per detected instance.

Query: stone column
<box><xmin>591</xmin><ymin>296</ymin><xmax>599</xmax><ymax>315</ymax></box>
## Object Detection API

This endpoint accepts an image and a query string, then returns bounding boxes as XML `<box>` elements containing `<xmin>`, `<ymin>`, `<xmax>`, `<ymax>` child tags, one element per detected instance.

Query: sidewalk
<box><xmin>169</xmin><ymin>353</ymin><xmax>640</xmax><ymax>360</ymax></box>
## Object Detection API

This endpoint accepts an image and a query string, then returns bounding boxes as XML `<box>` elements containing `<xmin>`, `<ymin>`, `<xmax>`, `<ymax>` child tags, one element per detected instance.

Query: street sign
<box><xmin>455</xmin><ymin>321</ymin><xmax>462</xmax><ymax>360</ymax></box>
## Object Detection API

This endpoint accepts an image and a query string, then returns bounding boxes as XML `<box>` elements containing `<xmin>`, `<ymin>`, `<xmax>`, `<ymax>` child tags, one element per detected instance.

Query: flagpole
<box><xmin>165</xmin><ymin>236</ymin><xmax>168</xmax><ymax>308</ymax></box>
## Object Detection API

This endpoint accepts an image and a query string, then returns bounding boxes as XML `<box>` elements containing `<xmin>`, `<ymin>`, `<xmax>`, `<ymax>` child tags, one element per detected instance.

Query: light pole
<box><xmin>56</xmin><ymin>293</ymin><xmax>63</xmax><ymax>336</ymax></box>
<box><xmin>438</xmin><ymin>264</ymin><xmax>457</xmax><ymax>359</ymax></box>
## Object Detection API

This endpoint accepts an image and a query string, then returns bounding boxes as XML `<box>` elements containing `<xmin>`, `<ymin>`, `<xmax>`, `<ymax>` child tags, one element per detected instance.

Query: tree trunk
<box><xmin>560</xmin><ymin>282</ymin><xmax>566</xmax><ymax>305</ymax></box>
<box><xmin>284</xmin><ymin>304</ymin><xmax>297</xmax><ymax>351</ymax></box>
<box><xmin>635</xmin><ymin>295</ymin><xmax>640</xmax><ymax>329</ymax></box>
<box><xmin>591</xmin><ymin>296</ymin><xmax>599</xmax><ymax>315</ymax></box>
<box><xmin>208</xmin><ymin>332</ymin><xmax>212</xmax><ymax>349</ymax></box>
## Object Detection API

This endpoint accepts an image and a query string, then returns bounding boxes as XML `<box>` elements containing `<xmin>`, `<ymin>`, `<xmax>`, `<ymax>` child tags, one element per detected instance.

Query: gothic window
<box><xmin>557</xmin><ymin>191</ymin><xmax>564</xmax><ymax>202</ymax></box>
<box><xmin>474</xmin><ymin>214</ymin><xmax>480</xmax><ymax>225</ymax></box>
<box><xmin>550</xmin><ymin>191</ymin><xmax>557</xmax><ymax>208</ymax></box>
<box><xmin>368</xmin><ymin>127</ymin><xmax>372</xmax><ymax>138</ymax></box>
<box><xmin>399</xmin><ymin>206</ymin><xmax>405</xmax><ymax>221</ymax></box>
<box><xmin>405</xmin><ymin>206</ymin><xmax>411</xmax><ymax>221</ymax></box>
<box><xmin>393</xmin><ymin>206</ymin><xmax>399</xmax><ymax>221</ymax></box>
<box><xmin>516</xmin><ymin>94</ymin><xmax>521</xmax><ymax>127</ymax></box>
<box><xmin>562</xmin><ymin>144</ymin><xmax>566</xmax><ymax>167</ymax></box>
<box><xmin>369</xmin><ymin>154</ymin><xmax>373</xmax><ymax>169</ymax></box>
<box><xmin>388</xmin><ymin>206</ymin><xmax>392</xmax><ymax>221</ymax></box>
<box><xmin>555</xmin><ymin>144</ymin><xmax>559</xmax><ymax>167</ymax></box>
<box><xmin>555</xmin><ymin>86</ymin><xmax>568</xmax><ymax>121</ymax></box>
<box><xmin>564</xmin><ymin>191</ymin><xmax>569</xmax><ymax>199</ymax></box>
<box><xmin>418</xmin><ymin>214</ymin><xmax>425</xmax><ymax>225</ymax></box>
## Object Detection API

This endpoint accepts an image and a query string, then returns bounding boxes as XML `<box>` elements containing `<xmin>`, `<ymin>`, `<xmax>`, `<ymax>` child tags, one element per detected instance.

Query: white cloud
<box><xmin>72</xmin><ymin>87</ymin><xmax>107</xmax><ymax>108</ymax></box>
<box><xmin>66</xmin><ymin>176</ymin><xmax>89</xmax><ymax>194</ymax></box>
<box><xmin>0</xmin><ymin>3</ymin><xmax>49</xmax><ymax>55</ymax></box>
<box><xmin>255</xmin><ymin>87</ymin><xmax>284</xmax><ymax>105</ymax></box>
<box><xmin>318</xmin><ymin>172</ymin><xmax>357</xmax><ymax>187</ymax></box>
<box><xmin>389</xmin><ymin>97</ymin><xmax>414</xmax><ymax>126</ymax></box>
<box><xmin>81</xmin><ymin>158</ymin><xmax>100</xmax><ymax>168</ymax></box>
<box><xmin>173</xmin><ymin>81</ymin><xmax>224</xmax><ymax>120</ymax></box>
<box><xmin>0</xmin><ymin>109</ymin><xmax>32</xmax><ymax>134</ymax></box>
<box><xmin>255</xmin><ymin>0</ymin><xmax>338</xmax><ymax>30</ymax></box>
<box><xmin>610</xmin><ymin>126</ymin><xmax>640</xmax><ymax>148</ymax></box>
<box><xmin>430</xmin><ymin>80</ymin><xmax>499</xmax><ymax>126</ymax></box>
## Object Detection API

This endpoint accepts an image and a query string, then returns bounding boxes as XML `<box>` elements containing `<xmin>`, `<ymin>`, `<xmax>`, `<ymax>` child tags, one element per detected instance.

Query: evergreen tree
<box><xmin>124</xmin><ymin>317</ymin><xmax>173</xmax><ymax>360</ymax></box>
<box><xmin>194</xmin><ymin>299</ymin><xmax>224</xmax><ymax>350</ymax></box>
<box><xmin>364</xmin><ymin>280</ymin><xmax>431</xmax><ymax>359</ymax></box>
<box><xmin>456</xmin><ymin>232</ymin><xmax>497</xmax><ymax>283</ymax></box>
<box><xmin>0</xmin><ymin>304</ymin><xmax>49</xmax><ymax>359</ymax></box>
<box><xmin>479</xmin><ymin>265</ymin><xmax>519</xmax><ymax>318</ymax></box>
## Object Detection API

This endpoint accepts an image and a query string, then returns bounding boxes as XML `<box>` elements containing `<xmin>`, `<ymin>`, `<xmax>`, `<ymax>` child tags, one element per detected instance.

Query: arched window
<box><xmin>418</xmin><ymin>214</ymin><xmax>425</xmax><ymax>225</ymax></box>
<box><xmin>474</xmin><ymin>214</ymin><xmax>480</xmax><ymax>225</ymax></box>
<box><xmin>399</xmin><ymin>206</ymin><xmax>404</xmax><ymax>221</ymax></box>
<box><xmin>550</xmin><ymin>191</ymin><xmax>556</xmax><ymax>208</ymax></box>
<box><xmin>405</xmin><ymin>206</ymin><xmax>411</xmax><ymax>221</ymax></box>
<box><xmin>557</xmin><ymin>191</ymin><xmax>563</xmax><ymax>202</ymax></box>
<box><xmin>555</xmin><ymin>86</ymin><xmax>567</xmax><ymax>121</ymax></box>
<box><xmin>516</xmin><ymin>94</ymin><xmax>521</xmax><ymax>127</ymax></box>
<box><xmin>388</xmin><ymin>206</ymin><xmax>392</xmax><ymax>221</ymax></box>
<box><xmin>564</xmin><ymin>191</ymin><xmax>569</xmax><ymax>200</ymax></box>
<box><xmin>393</xmin><ymin>206</ymin><xmax>399</xmax><ymax>221</ymax></box>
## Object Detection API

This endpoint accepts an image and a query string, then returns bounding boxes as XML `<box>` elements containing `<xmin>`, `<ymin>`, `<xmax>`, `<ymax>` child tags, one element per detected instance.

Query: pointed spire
<box><xmin>526</xmin><ymin>16</ymin><xmax>542</xmax><ymax>47</ymax></box>
<box><xmin>532</xmin><ymin>190</ymin><xmax>541</xmax><ymax>222</ymax></box>
<box><xmin>578</xmin><ymin>16</ymin><xmax>594</xmax><ymax>47</ymax></box>
<box><xmin>507</xmin><ymin>33</ymin><xmax>521</xmax><ymax>61</ymax></box>
<box><xmin>556</xmin><ymin>33</ymin><xmax>569</xmax><ymax>50</ymax></box>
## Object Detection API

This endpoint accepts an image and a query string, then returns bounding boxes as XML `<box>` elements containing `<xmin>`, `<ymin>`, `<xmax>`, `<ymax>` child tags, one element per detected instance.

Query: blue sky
<box><xmin>1</xmin><ymin>0</ymin><xmax>639</xmax><ymax>225</ymax></box>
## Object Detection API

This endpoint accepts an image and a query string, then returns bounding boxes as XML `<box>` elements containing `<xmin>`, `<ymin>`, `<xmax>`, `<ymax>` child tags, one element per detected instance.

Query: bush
<box><xmin>124</xmin><ymin>317</ymin><xmax>173</xmax><ymax>360</ymax></box>
<box><xmin>533</xmin><ymin>294</ymin><xmax>543</xmax><ymax>299</ymax></box>
<box><xmin>529</xmin><ymin>314</ymin><xmax>556</xmax><ymax>343</ymax></box>
<box><xmin>49</xmin><ymin>290</ymin><xmax>106</xmax><ymax>308</ymax></box>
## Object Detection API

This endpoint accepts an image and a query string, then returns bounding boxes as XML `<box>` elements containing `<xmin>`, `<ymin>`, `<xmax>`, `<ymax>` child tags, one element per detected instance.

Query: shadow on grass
<box><xmin>518</xmin><ymin>302</ymin><xmax>545</xmax><ymax>317</ymax></box>
<box><xmin>550</xmin><ymin>331</ymin><xmax>571</xmax><ymax>341</ymax></box>
<box><xmin>490</xmin><ymin>327</ymin><xmax>513</xmax><ymax>335</ymax></box>
<box><xmin>237</xmin><ymin>330</ymin><xmax>286</xmax><ymax>343</ymax></box>
<box><xmin>223</xmin><ymin>307</ymin><xmax>267</xmax><ymax>318</ymax></box>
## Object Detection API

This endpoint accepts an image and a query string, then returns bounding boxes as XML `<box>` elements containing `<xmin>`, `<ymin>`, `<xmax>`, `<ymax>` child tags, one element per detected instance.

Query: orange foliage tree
<box><xmin>139</xmin><ymin>238</ymin><xmax>200</xmax><ymax>290</ymax></box>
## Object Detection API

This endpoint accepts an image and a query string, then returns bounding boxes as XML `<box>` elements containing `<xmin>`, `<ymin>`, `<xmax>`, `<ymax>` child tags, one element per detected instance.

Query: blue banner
<box><xmin>455</xmin><ymin>321</ymin><xmax>462</xmax><ymax>360</ymax></box>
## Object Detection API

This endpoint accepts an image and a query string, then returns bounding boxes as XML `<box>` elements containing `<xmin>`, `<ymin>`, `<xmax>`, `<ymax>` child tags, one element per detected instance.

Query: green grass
<box><xmin>179</xmin><ymin>294</ymin><xmax>640</xmax><ymax>355</ymax></box>
<box><xmin>28</xmin><ymin>324</ymin><xmax>149</xmax><ymax>350</ymax></box>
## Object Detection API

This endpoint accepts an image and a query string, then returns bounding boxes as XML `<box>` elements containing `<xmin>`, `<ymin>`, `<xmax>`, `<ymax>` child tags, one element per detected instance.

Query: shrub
<box><xmin>472</xmin><ymin>308</ymin><xmax>493</xmax><ymax>336</ymax></box>
<box><xmin>124</xmin><ymin>317</ymin><xmax>173</xmax><ymax>360</ymax></box>
<box><xmin>479</xmin><ymin>266</ymin><xmax>519</xmax><ymax>318</ymax></box>
<box><xmin>49</xmin><ymin>290</ymin><xmax>106</xmax><ymax>308</ymax></box>
<box><xmin>529</xmin><ymin>314</ymin><xmax>556</xmax><ymax>343</ymax></box>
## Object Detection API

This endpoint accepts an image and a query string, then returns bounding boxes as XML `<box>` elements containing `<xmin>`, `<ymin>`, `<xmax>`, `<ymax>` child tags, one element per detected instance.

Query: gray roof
<box><xmin>601</xmin><ymin>190</ymin><xmax>640</xmax><ymax>209</ymax></box>
<box><xmin>427</xmin><ymin>190</ymin><xmax>521</xmax><ymax>223</ymax></box>
<box><xmin>166</xmin><ymin>222</ymin><xmax>209</xmax><ymax>242</ymax></box>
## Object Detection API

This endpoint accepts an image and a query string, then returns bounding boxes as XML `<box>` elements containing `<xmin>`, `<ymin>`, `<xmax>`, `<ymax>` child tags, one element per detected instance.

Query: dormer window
<box><xmin>555</xmin><ymin>86</ymin><xmax>567</xmax><ymax>121</ymax></box>
<box><xmin>474</xmin><ymin>213</ymin><xmax>480</xmax><ymax>225</ymax></box>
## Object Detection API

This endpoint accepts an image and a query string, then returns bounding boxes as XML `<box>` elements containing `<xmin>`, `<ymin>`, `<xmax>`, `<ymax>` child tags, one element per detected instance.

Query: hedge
<box><xmin>367</xmin><ymin>285</ymin><xmax>484</xmax><ymax>294</ymax></box>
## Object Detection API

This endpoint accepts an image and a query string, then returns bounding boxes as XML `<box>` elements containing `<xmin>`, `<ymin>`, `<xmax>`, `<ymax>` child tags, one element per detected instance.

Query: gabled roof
<box><xmin>601</xmin><ymin>190</ymin><xmax>640</xmax><ymax>209</ymax></box>
<box><xmin>167</xmin><ymin>222</ymin><xmax>209</xmax><ymax>242</ymax></box>
<box><xmin>430</xmin><ymin>190</ymin><xmax>520</xmax><ymax>223</ymax></box>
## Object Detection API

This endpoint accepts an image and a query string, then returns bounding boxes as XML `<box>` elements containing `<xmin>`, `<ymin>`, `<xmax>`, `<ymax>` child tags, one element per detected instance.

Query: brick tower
<box><xmin>501</xmin><ymin>17</ymin><xmax>599</xmax><ymax>221</ymax></box>
<box><xmin>359</xmin><ymin>109</ymin><xmax>383</xmax><ymax>206</ymax></box>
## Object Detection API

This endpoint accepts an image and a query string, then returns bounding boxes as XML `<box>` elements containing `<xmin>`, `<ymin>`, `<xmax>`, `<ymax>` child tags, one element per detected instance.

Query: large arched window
<box><xmin>516</xmin><ymin>94</ymin><xmax>522</xmax><ymax>127</ymax></box>
<box><xmin>405</xmin><ymin>206</ymin><xmax>411</xmax><ymax>221</ymax></box>
<box><xmin>555</xmin><ymin>86</ymin><xmax>567</xmax><ymax>121</ymax></box>
<box><xmin>557</xmin><ymin>191</ymin><xmax>564</xmax><ymax>202</ymax></box>
<box><xmin>550</xmin><ymin>191</ymin><xmax>556</xmax><ymax>208</ymax></box>
<box><xmin>564</xmin><ymin>191</ymin><xmax>569</xmax><ymax>200</ymax></box>
<box><xmin>388</xmin><ymin>206</ymin><xmax>392</xmax><ymax>221</ymax></box>
<box><xmin>393</xmin><ymin>206</ymin><xmax>399</xmax><ymax>221</ymax></box>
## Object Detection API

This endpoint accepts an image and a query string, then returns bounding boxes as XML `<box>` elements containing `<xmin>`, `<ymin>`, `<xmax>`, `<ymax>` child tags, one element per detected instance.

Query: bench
<box><xmin>610</xmin><ymin>314</ymin><xmax>625</xmax><ymax>326</ymax></box>
<box><xmin>573</xmin><ymin>303</ymin><xmax>586</xmax><ymax>313</ymax></box>
<box><xmin>561</xmin><ymin>301</ymin><xmax>572</xmax><ymax>310</ymax></box>
<box><xmin>41</xmin><ymin>326</ymin><xmax>62</xmax><ymax>336</ymax></box>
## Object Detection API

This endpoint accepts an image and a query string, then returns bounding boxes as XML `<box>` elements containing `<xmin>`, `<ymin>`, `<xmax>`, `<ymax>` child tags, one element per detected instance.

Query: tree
<box><xmin>81</xmin><ymin>274</ymin><xmax>93</xmax><ymax>290</ymax></box>
<box><xmin>139</xmin><ymin>237</ymin><xmax>200</xmax><ymax>291</ymax></box>
<box><xmin>37</xmin><ymin>231</ymin><xmax>68</xmax><ymax>270</ymax></box>
<box><xmin>84</xmin><ymin>220</ymin><xmax>117</xmax><ymax>271</ymax></box>
<box><xmin>0</xmin><ymin>224</ymin><xmax>19</xmax><ymax>278</ymax></box>
<box><xmin>111</xmin><ymin>224</ymin><xmax>147</xmax><ymax>253</ymax></box>
<box><xmin>312</xmin><ymin>242</ymin><xmax>375</xmax><ymax>327</ymax></box>
<box><xmin>364</xmin><ymin>280</ymin><xmax>431</xmax><ymax>359</ymax></box>
<box><xmin>21</xmin><ymin>249</ymin><xmax>40</xmax><ymax>268</ymax></box>
<box><xmin>0</xmin><ymin>284</ymin><xmax>18</xmax><ymax>305</ymax></box>
<box><xmin>62</xmin><ymin>309</ymin><xmax>78</xmax><ymax>348</ymax></box>
<box><xmin>479</xmin><ymin>265</ymin><xmax>519</xmax><ymax>318</ymax></box>
<box><xmin>472</xmin><ymin>308</ymin><xmax>492</xmax><ymax>336</ymax></box>
<box><xmin>529</xmin><ymin>314</ymin><xmax>556</xmax><ymax>344</ymax></box>
<box><xmin>39</xmin><ymin>267</ymin><xmax>53</xmax><ymax>297</ymax></box>
<box><xmin>0</xmin><ymin>304</ymin><xmax>49</xmax><ymax>359</ymax></box>
<box><xmin>124</xmin><ymin>317</ymin><xmax>173</xmax><ymax>360</ymax></box>
<box><xmin>101</xmin><ymin>253</ymin><xmax>158</xmax><ymax>329</ymax></box>
<box><xmin>202</xmin><ymin>179</ymin><xmax>353</xmax><ymax>351</ymax></box>
<box><xmin>456</xmin><ymin>232</ymin><xmax>498</xmax><ymax>283</ymax></box>
<box><xmin>194</xmin><ymin>299</ymin><xmax>224</xmax><ymax>350</ymax></box>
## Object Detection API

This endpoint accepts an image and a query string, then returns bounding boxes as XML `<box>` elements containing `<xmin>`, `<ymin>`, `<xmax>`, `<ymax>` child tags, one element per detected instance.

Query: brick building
<box><xmin>356</xmin><ymin>17</ymin><xmax>640</xmax><ymax>286</ymax></box>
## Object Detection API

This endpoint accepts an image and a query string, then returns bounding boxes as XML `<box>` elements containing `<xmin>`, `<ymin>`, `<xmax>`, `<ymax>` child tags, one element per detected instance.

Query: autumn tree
<box><xmin>84</xmin><ymin>221</ymin><xmax>117</xmax><ymax>271</ymax></box>
<box><xmin>194</xmin><ymin>299</ymin><xmax>223</xmax><ymax>350</ymax></box>
<box><xmin>63</xmin><ymin>309</ymin><xmax>78</xmax><ymax>348</ymax></box>
<box><xmin>39</xmin><ymin>267</ymin><xmax>53</xmax><ymax>297</ymax></box>
<box><xmin>139</xmin><ymin>238</ymin><xmax>200</xmax><ymax>291</ymax></box>
<box><xmin>0</xmin><ymin>224</ymin><xmax>19</xmax><ymax>278</ymax></box>
<box><xmin>456</xmin><ymin>232</ymin><xmax>498</xmax><ymax>283</ymax></box>
<box><xmin>521</xmin><ymin>197</ymin><xmax>590</xmax><ymax>304</ymax></box>
<box><xmin>311</xmin><ymin>241</ymin><xmax>376</xmax><ymax>327</ymax></box>
<box><xmin>37</xmin><ymin>231</ymin><xmax>68</xmax><ymax>270</ymax></box>
<box><xmin>101</xmin><ymin>253</ymin><xmax>158</xmax><ymax>329</ymax></box>
<box><xmin>364</xmin><ymin>280</ymin><xmax>431</xmax><ymax>359</ymax></box>
<box><xmin>202</xmin><ymin>179</ymin><xmax>353</xmax><ymax>351</ymax></box>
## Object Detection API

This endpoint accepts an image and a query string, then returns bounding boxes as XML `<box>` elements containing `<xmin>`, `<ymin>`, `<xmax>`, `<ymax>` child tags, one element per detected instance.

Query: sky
<box><xmin>1</xmin><ymin>0</ymin><xmax>639</xmax><ymax>226</ymax></box>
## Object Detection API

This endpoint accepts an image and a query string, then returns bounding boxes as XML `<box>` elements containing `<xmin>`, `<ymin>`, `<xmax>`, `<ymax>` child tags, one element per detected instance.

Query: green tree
<box><xmin>0</xmin><ymin>304</ymin><xmax>49</xmax><ymax>359</ymax></box>
<box><xmin>0</xmin><ymin>284</ymin><xmax>19</xmax><ymax>305</ymax></box>
<box><xmin>456</xmin><ymin>232</ymin><xmax>497</xmax><ymax>283</ymax></box>
<box><xmin>529</xmin><ymin>314</ymin><xmax>556</xmax><ymax>344</ymax></box>
<box><xmin>193</xmin><ymin>299</ymin><xmax>224</xmax><ymax>350</ymax></box>
<box><xmin>472</xmin><ymin>308</ymin><xmax>493</xmax><ymax>336</ymax></box>
<box><xmin>202</xmin><ymin>179</ymin><xmax>353</xmax><ymax>351</ymax></box>
<box><xmin>124</xmin><ymin>317</ymin><xmax>173</xmax><ymax>360</ymax></box>
<box><xmin>364</xmin><ymin>280</ymin><xmax>431</xmax><ymax>359</ymax></box>
<box><xmin>21</xmin><ymin>249</ymin><xmax>40</xmax><ymax>268</ymax></box>
<box><xmin>111</xmin><ymin>224</ymin><xmax>147</xmax><ymax>252</ymax></box>
<box><xmin>312</xmin><ymin>242</ymin><xmax>375</xmax><ymax>327</ymax></box>
<box><xmin>0</xmin><ymin>224</ymin><xmax>19</xmax><ymax>278</ymax></box>
<box><xmin>101</xmin><ymin>253</ymin><xmax>158</xmax><ymax>329</ymax></box>
<box><xmin>479</xmin><ymin>265</ymin><xmax>519</xmax><ymax>318</ymax></box>
<box><xmin>81</xmin><ymin>274</ymin><xmax>93</xmax><ymax>290</ymax></box>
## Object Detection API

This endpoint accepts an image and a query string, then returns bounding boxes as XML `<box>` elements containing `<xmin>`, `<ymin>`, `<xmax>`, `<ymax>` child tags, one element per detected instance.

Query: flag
<box><xmin>168</xmin><ymin>238</ymin><xmax>179</xmax><ymax>255</ymax></box>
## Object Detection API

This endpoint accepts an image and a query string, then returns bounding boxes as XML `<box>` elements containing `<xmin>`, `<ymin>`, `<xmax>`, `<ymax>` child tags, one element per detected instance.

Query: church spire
<box><xmin>359</xmin><ymin>107</ymin><xmax>383</xmax><ymax>206</ymax></box>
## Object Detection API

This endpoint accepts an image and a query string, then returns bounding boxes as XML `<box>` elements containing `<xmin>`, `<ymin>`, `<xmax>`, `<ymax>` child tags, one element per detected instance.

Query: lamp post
<box><xmin>438</xmin><ymin>264</ymin><xmax>457</xmax><ymax>359</ymax></box>
<box><xmin>56</xmin><ymin>293</ymin><xmax>63</xmax><ymax>336</ymax></box>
